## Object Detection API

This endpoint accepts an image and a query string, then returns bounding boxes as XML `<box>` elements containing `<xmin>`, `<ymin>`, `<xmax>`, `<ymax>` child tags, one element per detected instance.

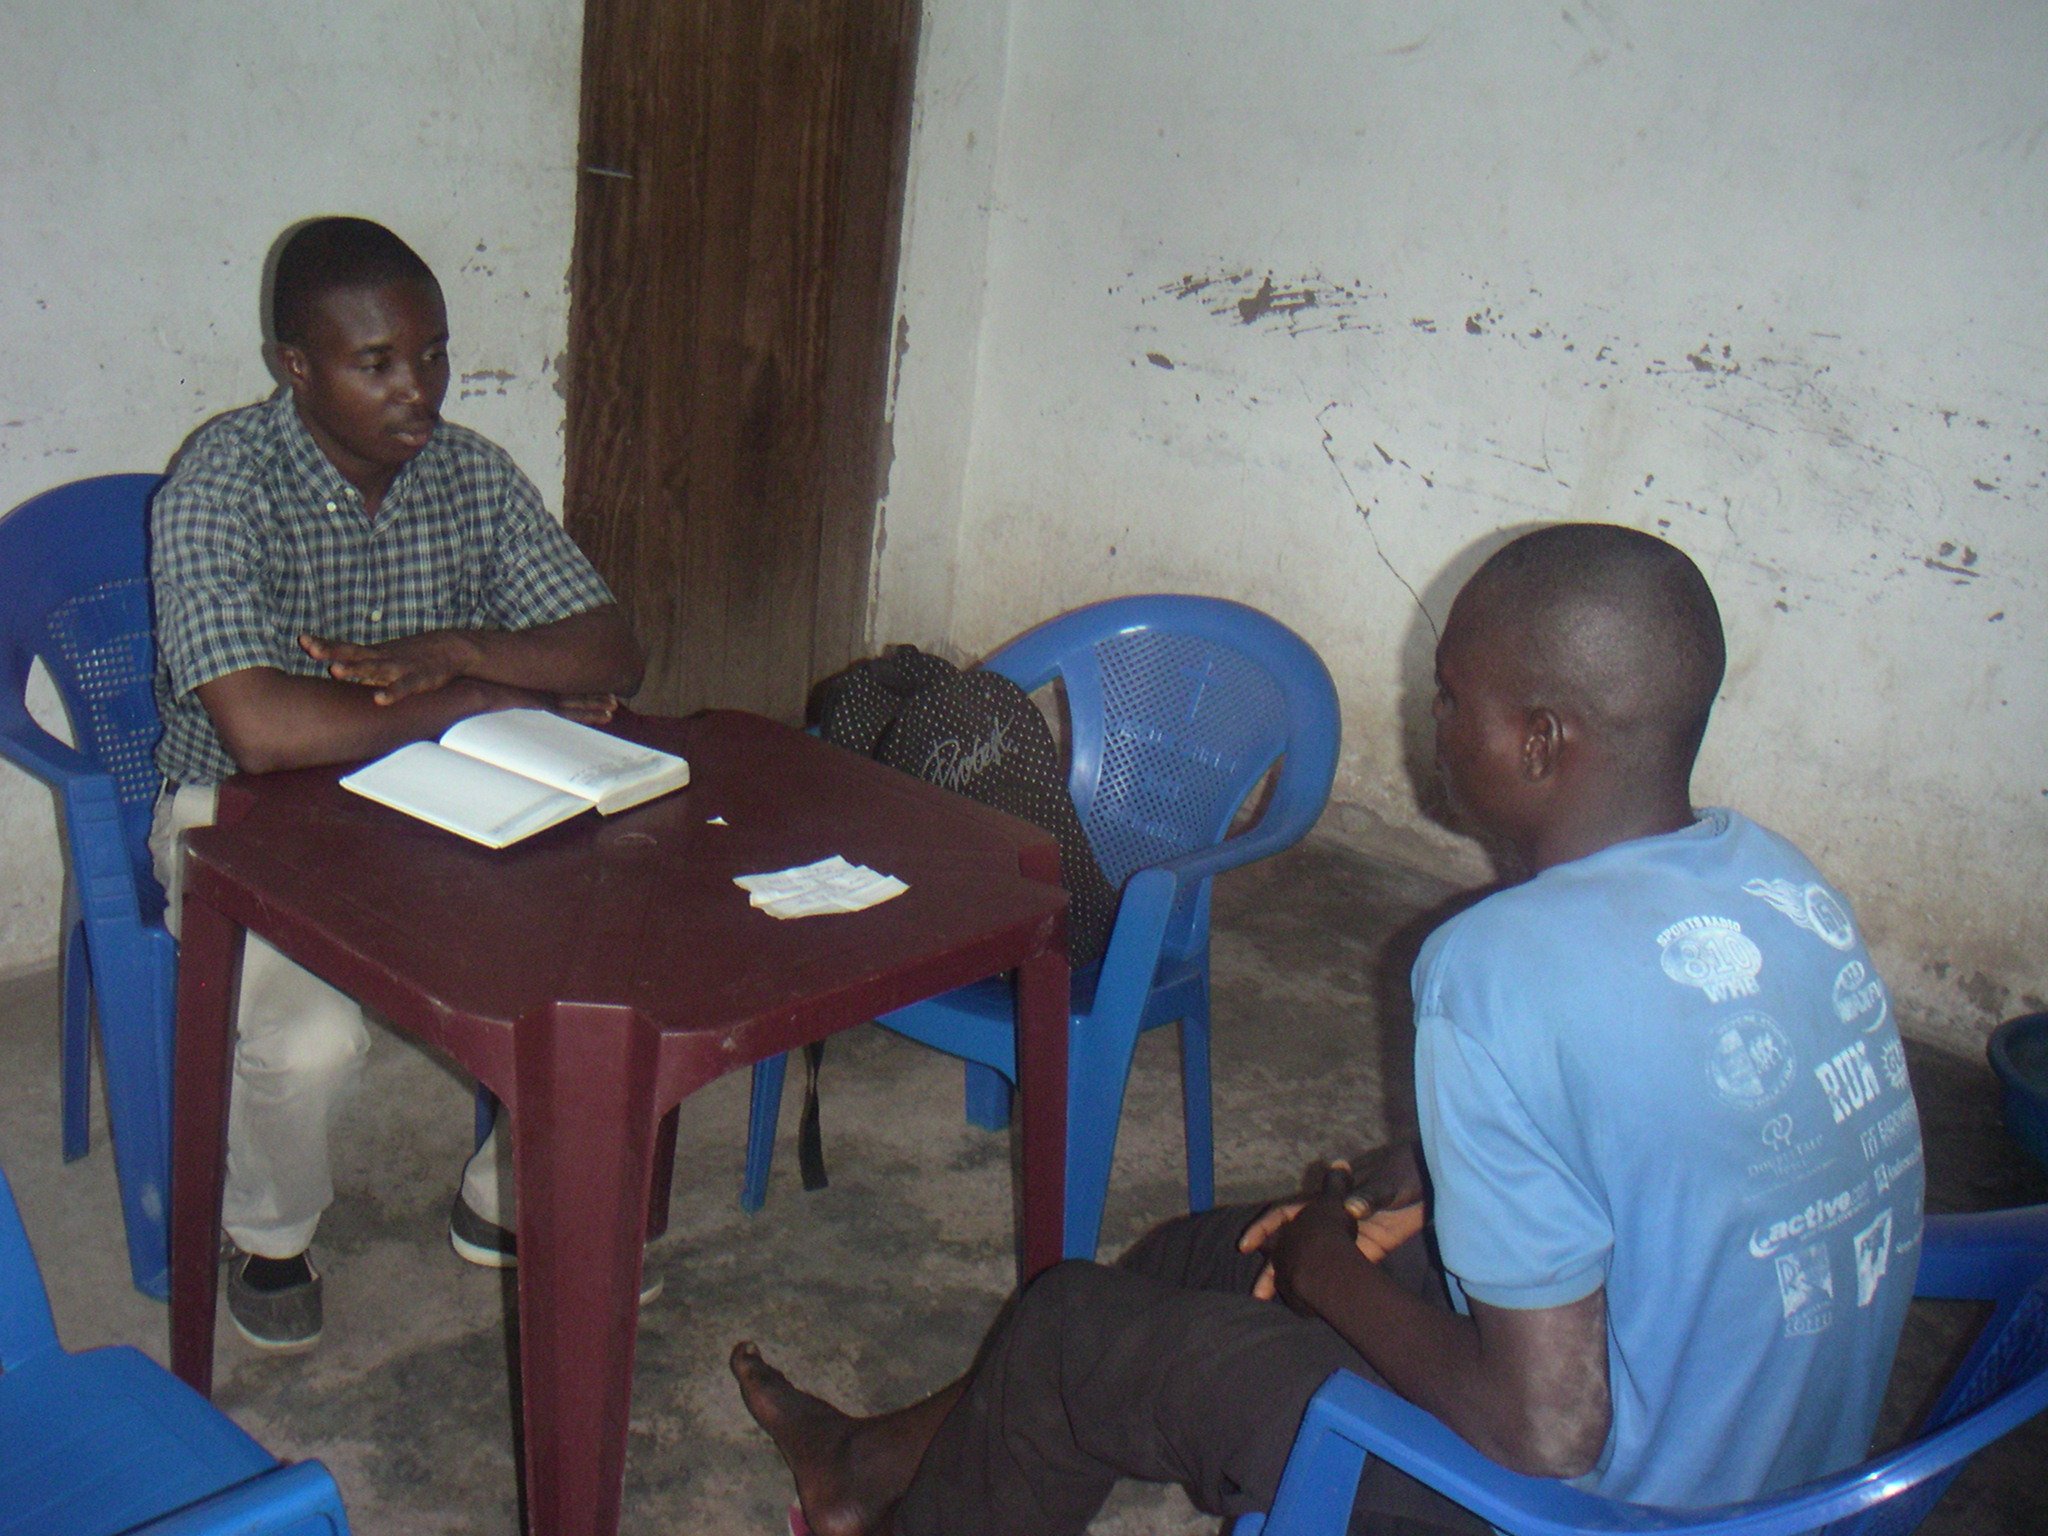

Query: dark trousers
<box><xmin>893</xmin><ymin>1203</ymin><xmax>1492</xmax><ymax>1536</ymax></box>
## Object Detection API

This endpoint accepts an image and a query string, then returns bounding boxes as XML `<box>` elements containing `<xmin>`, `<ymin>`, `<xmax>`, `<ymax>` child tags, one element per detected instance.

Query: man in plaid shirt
<box><xmin>149</xmin><ymin>217</ymin><xmax>643</xmax><ymax>1350</ymax></box>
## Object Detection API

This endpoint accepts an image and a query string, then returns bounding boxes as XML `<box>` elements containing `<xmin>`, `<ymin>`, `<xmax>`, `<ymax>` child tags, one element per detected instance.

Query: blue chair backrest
<box><xmin>986</xmin><ymin>595</ymin><xmax>1340</xmax><ymax>962</ymax></box>
<box><xmin>1844</xmin><ymin>1274</ymin><xmax>2048</xmax><ymax>1535</ymax></box>
<box><xmin>0</xmin><ymin>475</ymin><xmax>165</xmax><ymax>894</ymax></box>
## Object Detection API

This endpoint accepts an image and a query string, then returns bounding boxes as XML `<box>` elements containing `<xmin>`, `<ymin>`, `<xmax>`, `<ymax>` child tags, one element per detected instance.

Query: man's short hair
<box><xmin>271</xmin><ymin>218</ymin><xmax>439</xmax><ymax>347</ymax></box>
<box><xmin>1467</xmin><ymin>522</ymin><xmax>1726</xmax><ymax>774</ymax></box>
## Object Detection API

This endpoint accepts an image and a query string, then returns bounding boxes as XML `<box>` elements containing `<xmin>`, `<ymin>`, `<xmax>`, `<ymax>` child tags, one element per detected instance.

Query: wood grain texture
<box><xmin>565</xmin><ymin>0</ymin><xmax>920</xmax><ymax>722</ymax></box>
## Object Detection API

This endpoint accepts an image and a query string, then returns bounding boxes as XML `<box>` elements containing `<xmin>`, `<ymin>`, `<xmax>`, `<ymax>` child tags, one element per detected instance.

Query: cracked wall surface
<box><xmin>0</xmin><ymin>1</ymin><xmax>584</xmax><ymax>975</ymax></box>
<box><xmin>876</xmin><ymin>0</ymin><xmax>2048</xmax><ymax>1049</ymax></box>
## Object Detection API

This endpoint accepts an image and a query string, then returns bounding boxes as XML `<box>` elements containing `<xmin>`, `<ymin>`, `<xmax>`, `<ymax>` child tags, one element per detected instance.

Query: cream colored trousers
<box><xmin>152</xmin><ymin>783</ymin><xmax>513</xmax><ymax>1258</ymax></box>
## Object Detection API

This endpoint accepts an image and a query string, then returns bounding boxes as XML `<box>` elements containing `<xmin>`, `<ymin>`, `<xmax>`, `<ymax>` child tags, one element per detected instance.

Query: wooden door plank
<box><xmin>566</xmin><ymin>0</ymin><xmax>919</xmax><ymax>722</ymax></box>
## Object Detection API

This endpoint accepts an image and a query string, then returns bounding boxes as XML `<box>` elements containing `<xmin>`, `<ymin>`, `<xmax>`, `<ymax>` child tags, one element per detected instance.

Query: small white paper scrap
<box><xmin>707</xmin><ymin>815</ymin><xmax>728</xmax><ymax>825</ymax></box>
<box><xmin>734</xmin><ymin>854</ymin><xmax>908</xmax><ymax>919</ymax></box>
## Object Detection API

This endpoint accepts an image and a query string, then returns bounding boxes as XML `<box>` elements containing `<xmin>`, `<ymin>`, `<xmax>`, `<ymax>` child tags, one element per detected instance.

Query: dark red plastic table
<box><xmin>167</xmin><ymin>709</ymin><xmax>1069</xmax><ymax>1536</ymax></box>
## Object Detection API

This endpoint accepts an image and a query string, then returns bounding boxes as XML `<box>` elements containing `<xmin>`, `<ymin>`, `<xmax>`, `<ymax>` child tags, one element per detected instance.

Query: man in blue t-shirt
<box><xmin>1411</xmin><ymin>808</ymin><xmax>1921</xmax><ymax>1503</ymax></box>
<box><xmin>724</xmin><ymin>523</ymin><xmax>1922</xmax><ymax>1535</ymax></box>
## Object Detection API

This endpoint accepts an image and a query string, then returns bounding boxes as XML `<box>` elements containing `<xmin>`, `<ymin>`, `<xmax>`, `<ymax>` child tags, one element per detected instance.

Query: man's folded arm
<box><xmin>195</xmin><ymin>667</ymin><xmax>547</xmax><ymax>775</ymax></box>
<box><xmin>460</xmin><ymin>603</ymin><xmax>643</xmax><ymax>696</ymax></box>
<box><xmin>300</xmin><ymin>604</ymin><xmax>644</xmax><ymax>706</ymax></box>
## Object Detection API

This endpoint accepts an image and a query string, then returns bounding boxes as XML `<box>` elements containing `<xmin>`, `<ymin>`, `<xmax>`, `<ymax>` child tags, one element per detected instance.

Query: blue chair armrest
<box><xmin>123</xmin><ymin>1460</ymin><xmax>351</xmax><ymax>1534</ymax></box>
<box><xmin>1143</xmin><ymin>822</ymin><xmax>1306</xmax><ymax>893</ymax></box>
<box><xmin>0</xmin><ymin>1168</ymin><xmax>61</xmax><ymax>1371</ymax></box>
<box><xmin>1086</xmin><ymin>866</ymin><xmax>1180</xmax><ymax>1022</ymax></box>
<box><xmin>1260</xmin><ymin>1358</ymin><xmax>2048</xmax><ymax>1536</ymax></box>
<box><xmin>47</xmin><ymin>743</ymin><xmax>153</xmax><ymax>932</ymax></box>
<box><xmin>1258</xmin><ymin>1370</ymin><xmax>1607</xmax><ymax>1536</ymax></box>
<box><xmin>0</xmin><ymin>707</ymin><xmax>105</xmax><ymax>790</ymax></box>
<box><xmin>1090</xmin><ymin>824</ymin><xmax>1321</xmax><ymax>1020</ymax></box>
<box><xmin>1913</xmin><ymin>1207</ymin><xmax>2048</xmax><ymax>1301</ymax></box>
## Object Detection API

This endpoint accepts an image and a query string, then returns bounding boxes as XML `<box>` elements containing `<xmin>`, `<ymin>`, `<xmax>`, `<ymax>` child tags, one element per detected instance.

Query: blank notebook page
<box><xmin>342</xmin><ymin>741</ymin><xmax>587</xmax><ymax>847</ymax></box>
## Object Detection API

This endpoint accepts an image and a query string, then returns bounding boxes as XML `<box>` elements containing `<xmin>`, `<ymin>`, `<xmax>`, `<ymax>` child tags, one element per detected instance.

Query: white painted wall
<box><xmin>871</xmin><ymin>0</ymin><xmax>1014</xmax><ymax>643</ymax></box>
<box><xmin>6</xmin><ymin>1</ymin><xmax>2041</xmax><ymax>1050</ymax></box>
<box><xmin>0</xmin><ymin>1</ymin><xmax>585</xmax><ymax>974</ymax></box>
<box><xmin>879</xmin><ymin>0</ymin><xmax>2048</xmax><ymax>1047</ymax></box>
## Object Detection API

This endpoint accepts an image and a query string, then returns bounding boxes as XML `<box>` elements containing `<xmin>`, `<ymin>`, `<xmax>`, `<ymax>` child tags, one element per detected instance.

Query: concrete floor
<box><xmin>2</xmin><ymin>834</ymin><xmax>2044</xmax><ymax>1535</ymax></box>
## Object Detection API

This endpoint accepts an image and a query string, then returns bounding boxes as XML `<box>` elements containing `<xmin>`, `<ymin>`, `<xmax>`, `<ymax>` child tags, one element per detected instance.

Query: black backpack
<box><xmin>783</xmin><ymin>646</ymin><xmax>1119</xmax><ymax>1191</ymax></box>
<box><xmin>814</xmin><ymin>645</ymin><xmax>1117</xmax><ymax>968</ymax></box>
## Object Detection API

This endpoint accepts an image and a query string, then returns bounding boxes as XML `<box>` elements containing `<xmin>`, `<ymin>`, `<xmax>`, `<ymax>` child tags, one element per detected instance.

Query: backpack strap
<box><xmin>796</xmin><ymin>1040</ymin><xmax>829</xmax><ymax>1191</ymax></box>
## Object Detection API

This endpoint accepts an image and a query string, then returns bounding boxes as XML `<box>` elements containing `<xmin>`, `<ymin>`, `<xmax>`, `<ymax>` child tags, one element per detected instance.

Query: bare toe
<box><xmin>730</xmin><ymin>1343</ymin><xmax>885</xmax><ymax>1536</ymax></box>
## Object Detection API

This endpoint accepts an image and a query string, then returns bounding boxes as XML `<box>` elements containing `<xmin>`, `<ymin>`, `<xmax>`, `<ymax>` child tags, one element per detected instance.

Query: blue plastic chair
<box><xmin>0</xmin><ymin>475</ymin><xmax>175</xmax><ymax>1300</ymax></box>
<box><xmin>0</xmin><ymin>1161</ymin><xmax>351</xmax><ymax>1535</ymax></box>
<box><xmin>741</xmin><ymin>594</ymin><xmax>1342</xmax><ymax>1257</ymax></box>
<box><xmin>1239</xmin><ymin>1204</ymin><xmax>2048</xmax><ymax>1536</ymax></box>
<box><xmin>1988</xmin><ymin>1011</ymin><xmax>2048</xmax><ymax>1175</ymax></box>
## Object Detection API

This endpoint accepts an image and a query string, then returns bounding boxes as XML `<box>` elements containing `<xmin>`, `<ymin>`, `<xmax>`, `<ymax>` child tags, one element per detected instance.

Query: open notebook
<box><xmin>340</xmin><ymin>708</ymin><xmax>689</xmax><ymax>848</ymax></box>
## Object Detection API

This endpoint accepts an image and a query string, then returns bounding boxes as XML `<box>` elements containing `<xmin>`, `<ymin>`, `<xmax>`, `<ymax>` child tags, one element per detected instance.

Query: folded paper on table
<box><xmin>734</xmin><ymin>855</ymin><xmax>908</xmax><ymax>918</ymax></box>
<box><xmin>341</xmin><ymin>709</ymin><xmax>689</xmax><ymax>848</ymax></box>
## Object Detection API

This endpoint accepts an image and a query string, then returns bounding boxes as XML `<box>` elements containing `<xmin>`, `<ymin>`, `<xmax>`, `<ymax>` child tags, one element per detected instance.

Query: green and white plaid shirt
<box><xmin>152</xmin><ymin>393</ymin><xmax>616</xmax><ymax>785</ymax></box>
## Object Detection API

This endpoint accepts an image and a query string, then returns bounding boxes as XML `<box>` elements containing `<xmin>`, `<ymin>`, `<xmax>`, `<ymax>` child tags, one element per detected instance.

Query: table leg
<box><xmin>169</xmin><ymin>892</ymin><xmax>244</xmax><ymax>1394</ymax></box>
<box><xmin>511</xmin><ymin>1002</ymin><xmax>662</xmax><ymax>1536</ymax></box>
<box><xmin>1015</xmin><ymin>940</ymin><xmax>1070</xmax><ymax>1281</ymax></box>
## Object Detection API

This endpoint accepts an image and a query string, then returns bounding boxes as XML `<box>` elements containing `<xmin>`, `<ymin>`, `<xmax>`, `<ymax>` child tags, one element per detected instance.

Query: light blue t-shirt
<box><xmin>1413</xmin><ymin>809</ymin><xmax>1924</xmax><ymax>1507</ymax></box>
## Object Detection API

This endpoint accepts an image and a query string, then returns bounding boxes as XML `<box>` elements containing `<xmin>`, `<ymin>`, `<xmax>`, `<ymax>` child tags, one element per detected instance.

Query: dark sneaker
<box><xmin>449</xmin><ymin>1192</ymin><xmax>517</xmax><ymax>1268</ymax></box>
<box><xmin>449</xmin><ymin>1194</ymin><xmax>664</xmax><ymax>1303</ymax></box>
<box><xmin>225</xmin><ymin>1248</ymin><xmax>322</xmax><ymax>1351</ymax></box>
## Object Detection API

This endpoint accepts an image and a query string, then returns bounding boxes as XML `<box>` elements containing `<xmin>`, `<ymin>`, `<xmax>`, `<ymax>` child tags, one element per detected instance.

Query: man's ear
<box><xmin>271</xmin><ymin>341</ymin><xmax>309</xmax><ymax>393</ymax></box>
<box><xmin>1521</xmin><ymin>706</ymin><xmax>1565</xmax><ymax>781</ymax></box>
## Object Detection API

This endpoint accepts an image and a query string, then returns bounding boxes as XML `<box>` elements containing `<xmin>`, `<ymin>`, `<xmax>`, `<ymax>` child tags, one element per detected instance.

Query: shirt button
<box><xmin>368</xmin><ymin>608</ymin><xmax>383</xmax><ymax>623</ymax></box>
<box><xmin>325</xmin><ymin>500</ymin><xmax>337</xmax><ymax>512</ymax></box>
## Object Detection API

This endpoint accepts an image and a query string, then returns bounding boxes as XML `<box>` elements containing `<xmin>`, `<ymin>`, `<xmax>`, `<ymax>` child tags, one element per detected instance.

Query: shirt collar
<box><xmin>266</xmin><ymin>389</ymin><xmax>435</xmax><ymax>522</ymax></box>
<box><xmin>268</xmin><ymin>391</ymin><xmax>357</xmax><ymax>507</ymax></box>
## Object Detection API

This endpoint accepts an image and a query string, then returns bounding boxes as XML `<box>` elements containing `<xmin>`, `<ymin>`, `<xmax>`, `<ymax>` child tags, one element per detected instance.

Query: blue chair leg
<box><xmin>964</xmin><ymin>1062</ymin><xmax>1012</xmax><ymax>1131</ymax></box>
<box><xmin>94</xmin><ymin>982</ymin><xmax>171</xmax><ymax>1298</ymax></box>
<box><xmin>741</xmin><ymin>1053</ymin><xmax>789</xmax><ymax>1213</ymax></box>
<box><xmin>473</xmin><ymin>1084</ymin><xmax>496</xmax><ymax>1149</ymax></box>
<box><xmin>1180</xmin><ymin>988</ymin><xmax>1215</xmax><ymax>1214</ymax></box>
<box><xmin>59</xmin><ymin>909</ymin><xmax>91</xmax><ymax>1163</ymax></box>
<box><xmin>1061</xmin><ymin>1032</ymin><xmax>1148</xmax><ymax>1259</ymax></box>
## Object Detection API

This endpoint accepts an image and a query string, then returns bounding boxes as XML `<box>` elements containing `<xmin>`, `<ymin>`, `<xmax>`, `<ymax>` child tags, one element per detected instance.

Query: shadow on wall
<box><xmin>1366</xmin><ymin>524</ymin><xmax>1552</xmax><ymax>1135</ymax></box>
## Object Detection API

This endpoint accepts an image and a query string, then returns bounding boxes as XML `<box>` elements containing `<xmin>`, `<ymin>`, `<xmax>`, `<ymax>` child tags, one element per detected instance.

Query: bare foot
<box><xmin>732</xmin><ymin>1342</ymin><xmax>904</xmax><ymax>1536</ymax></box>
